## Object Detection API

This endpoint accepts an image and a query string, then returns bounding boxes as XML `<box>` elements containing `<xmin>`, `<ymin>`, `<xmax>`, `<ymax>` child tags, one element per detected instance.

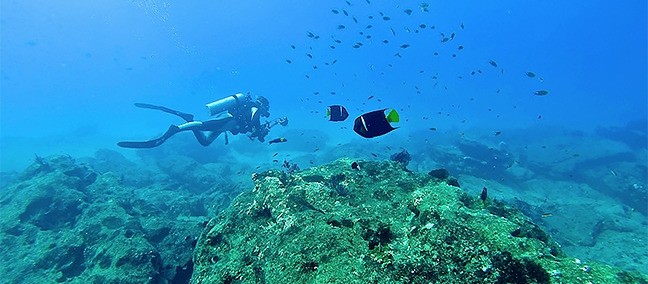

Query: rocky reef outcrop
<box><xmin>191</xmin><ymin>159</ymin><xmax>647</xmax><ymax>283</ymax></box>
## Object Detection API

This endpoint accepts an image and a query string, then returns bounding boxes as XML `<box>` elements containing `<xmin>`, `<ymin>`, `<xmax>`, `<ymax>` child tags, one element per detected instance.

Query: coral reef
<box><xmin>191</xmin><ymin>159</ymin><xmax>648</xmax><ymax>283</ymax></box>
<box><xmin>0</xmin><ymin>152</ymin><xmax>239</xmax><ymax>283</ymax></box>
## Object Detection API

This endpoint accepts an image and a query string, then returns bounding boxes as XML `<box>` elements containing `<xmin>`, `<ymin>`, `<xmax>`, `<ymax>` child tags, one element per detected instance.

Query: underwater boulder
<box><xmin>191</xmin><ymin>159</ymin><xmax>648</xmax><ymax>283</ymax></box>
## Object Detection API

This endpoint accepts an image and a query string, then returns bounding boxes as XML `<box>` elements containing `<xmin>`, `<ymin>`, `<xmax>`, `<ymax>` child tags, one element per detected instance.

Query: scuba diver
<box><xmin>118</xmin><ymin>93</ymin><xmax>288</xmax><ymax>148</ymax></box>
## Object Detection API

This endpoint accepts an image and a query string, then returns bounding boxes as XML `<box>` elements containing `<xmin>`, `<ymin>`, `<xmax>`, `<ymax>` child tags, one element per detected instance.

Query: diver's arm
<box><xmin>266</xmin><ymin>117</ymin><xmax>289</xmax><ymax>129</ymax></box>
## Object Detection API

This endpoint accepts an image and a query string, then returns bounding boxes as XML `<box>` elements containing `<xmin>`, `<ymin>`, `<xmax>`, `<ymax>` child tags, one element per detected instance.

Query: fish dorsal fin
<box><xmin>386</xmin><ymin>109</ymin><xmax>399</xmax><ymax>123</ymax></box>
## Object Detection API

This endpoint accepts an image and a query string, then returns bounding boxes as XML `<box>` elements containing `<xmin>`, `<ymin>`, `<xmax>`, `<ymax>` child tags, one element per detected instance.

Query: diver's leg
<box><xmin>134</xmin><ymin>103</ymin><xmax>194</xmax><ymax>122</ymax></box>
<box><xmin>117</xmin><ymin>125</ymin><xmax>181</xmax><ymax>148</ymax></box>
<box><xmin>191</xmin><ymin>118</ymin><xmax>236</xmax><ymax>146</ymax></box>
<box><xmin>118</xmin><ymin>121</ymin><xmax>202</xmax><ymax>148</ymax></box>
<box><xmin>194</xmin><ymin>131</ymin><xmax>222</xmax><ymax>146</ymax></box>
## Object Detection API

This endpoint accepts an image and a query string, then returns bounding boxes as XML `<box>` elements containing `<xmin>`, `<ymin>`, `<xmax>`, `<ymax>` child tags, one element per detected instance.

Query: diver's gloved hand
<box><xmin>278</xmin><ymin>117</ymin><xmax>288</xmax><ymax>126</ymax></box>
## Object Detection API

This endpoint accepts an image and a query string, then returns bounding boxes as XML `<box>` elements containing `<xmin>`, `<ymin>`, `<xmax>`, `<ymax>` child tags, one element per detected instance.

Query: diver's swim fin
<box><xmin>134</xmin><ymin>103</ymin><xmax>194</xmax><ymax>122</ymax></box>
<box><xmin>118</xmin><ymin>125</ymin><xmax>180</xmax><ymax>148</ymax></box>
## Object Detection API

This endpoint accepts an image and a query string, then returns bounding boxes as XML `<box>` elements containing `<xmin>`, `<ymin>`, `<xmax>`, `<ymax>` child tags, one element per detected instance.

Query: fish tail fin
<box><xmin>386</xmin><ymin>109</ymin><xmax>399</xmax><ymax>123</ymax></box>
<box><xmin>326</xmin><ymin>108</ymin><xmax>331</xmax><ymax>116</ymax></box>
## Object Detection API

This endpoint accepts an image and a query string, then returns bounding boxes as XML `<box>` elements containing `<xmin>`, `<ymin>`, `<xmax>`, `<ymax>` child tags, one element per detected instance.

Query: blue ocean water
<box><xmin>1</xmin><ymin>0</ymin><xmax>647</xmax><ymax>279</ymax></box>
<box><xmin>1</xmin><ymin>0</ymin><xmax>646</xmax><ymax>170</ymax></box>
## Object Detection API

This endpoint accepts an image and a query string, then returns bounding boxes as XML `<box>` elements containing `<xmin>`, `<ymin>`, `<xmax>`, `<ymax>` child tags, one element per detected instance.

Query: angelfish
<box><xmin>353</xmin><ymin>109</ymin><xmax>399</xmax><ymax>138</ymax></box>
<box><xmin>326</xmin><ymin>105</ymin><xmax>349</xmax><ymax>121</ymax></box>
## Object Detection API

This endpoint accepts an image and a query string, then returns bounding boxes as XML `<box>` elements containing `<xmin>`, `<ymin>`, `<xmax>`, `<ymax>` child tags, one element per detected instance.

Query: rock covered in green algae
<box><xmin>0</xmin><ymin>154</ymin><xmax>230</xmax><ymax>283</ymax></box>
<box><xmin>192</xmin><ymin>159</ymin><xmax>648</xmax><ymax>283</ymax></box>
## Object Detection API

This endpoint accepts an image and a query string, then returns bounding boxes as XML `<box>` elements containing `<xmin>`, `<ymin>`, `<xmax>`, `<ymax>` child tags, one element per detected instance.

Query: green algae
<box><xmin>192</xmin><ymin>159</ymin><xmax>648</xmax><ymax>283</ymax></box>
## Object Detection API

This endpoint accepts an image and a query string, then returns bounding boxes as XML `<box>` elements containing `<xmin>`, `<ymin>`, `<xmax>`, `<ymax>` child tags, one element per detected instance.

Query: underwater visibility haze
<box><xmin>0</xmin><ymin>0</ymin><xmax>647</xmax><ymax>283</ymax></box>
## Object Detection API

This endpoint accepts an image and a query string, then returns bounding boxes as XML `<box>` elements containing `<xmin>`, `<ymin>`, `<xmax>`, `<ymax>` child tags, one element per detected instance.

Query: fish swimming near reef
<box><xmin>269</xmin><ymin>137</ymin><xmax>288</xmax><ymax>144</ymax></box>
<box><xmin>327</xmin><ymin>105</ymin><xmax>349</xmax><ymax>122</ymax></box>
<box><xmin>353</xmin><ymin>109</ymin><xmax>399</xmax><ymax>138</ymax></box>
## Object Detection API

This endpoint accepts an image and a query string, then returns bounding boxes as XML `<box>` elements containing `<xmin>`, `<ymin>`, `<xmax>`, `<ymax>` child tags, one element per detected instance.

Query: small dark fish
<box><xmin>307</xmin><ymin>32</ymin><xmax>315</xmax><ymax>38</ymax></box>
<box><xmin>306</xmin><ymin>53</ymin><xmax>313</xmax><ymax>58</ymax></box>
<box><xmin>525</xmin><ymin>71</ymin><xmax>536</xmax><ymax>77</ymax></box>
<box><xmin>430</xmin><ymin>127</ymin><xmax>437</xmax><ymax>131</ymax></box>
<box><xmin>269</xmin><ymin>137</ymin><xmax>288</xmax><ymax>144</ymax></box>
<box><xmin>480</xmin><ymin>187</ymin><xmax>488</xmax><ymax>202</ymax></box>
<box><xmin>351</xmin><ymin>161</ymin><xmax>360</xmax><ymax>170</ymax></box>
<box><xmin>391</xmin><ymin>28</ymin><xmax>396</xmax><ymax>36</ymax></box>
<box><xmin>533</xmin><ymin>90</ymin><xmax>549</xmax><ymax>96</ymax></box>
<box><xmin>382</xmin><ymin>39</ymin><xmax>389</xmax><ymax>44</ymax></box>
<box><xmin>419</xmin><ymin>2</ymin><xmax>429</xmax><ymax>12</ymax></box>
<box><xmin>458</xmin><ymin>45</ymin><xmax>464</xmax><ymax>50</ymax></box>
<box><xmin>343</xmin><ymin>10</ymin><xmax>349</xmax><ymax>16</ymax></box>
<box><xmin>353</xmin><ymin>109</ymin><xmax>399</xmax><ymax>138</ymax></box>
<box><xmin>419</xmin><ymin>24</ymin><xmax>426</xmax><ymax>29</ymax></box>
<box><xmin>337</xmin><ymin>25</ymin><xmax>346</xmax><ymax>29</ymax></box>
<box><xmin>400</xmin><ymin>44</ymin><xmax>410</xmax><ymax>48</ymax></box>
<box><xmin>541</xmin><ymin>213</ymin><xmax>553</xmax><ymax>218</ymax></box>
<box><xmin>441</xmin><ymin>37</ymin><xmax>449</xmax><ymax>42</ymax></box>
<box><xmin>460</xmin><ymin>22</ymin><xmax>464</xmax><ymax>29</ymax></box>
<box><xmin>366</xmin><ymin>24</ymin><xmax>373</xmax><ymax>29</ymax></box>
<box><xmin>290</xmin><ymin>45</ymin><xmax>296</xmax><ymax>49</ymax></box>
<box><xmin>371</xmin><ymin>153</ymin><xmax>377</xmax><ymax>157</ymax></box>
<box><xmin>273</xmin><ymin>153</ymin><xmax>278</xmax><ymax>157</ymax></box>
<box><xmin>332</xmin><ymin>9</ymin><xmax>339</xmax><ymax>14</ymax></box>
<box><xmin>286</xmin><ymin>59</ymin><xmax>292</xmax><ymax>64</ymax></box>
<box><xmin>353</xmin><ymin>17</ymin><xmax>358</xmax><ymax>23</ymax></box>
<box><xmin>450</xmin><ymin>33</ymin><xmax>455</xmax><ymax>40</ymax></box>
<box><xmin>489</xmin><ymin>60</ymin><xmax>498</xmax><ymax>67</ymax></box>
<box><xmin>334</xmin><ymin>39</ymin><xmax>342</xmax><ymax>43</ymax></box>
<box><xmin>327</xmin><ymin>105</ymin><xmax>349</xmax><ymax>122</ymax></box>
<box><xmin>353</xmin><ymin>44</ymin><xmax>361</xmax><ymax>48</ymax></box>
<box><xmin>404</xmin><ymin>9</ymin><xmax>413</xmax><ymax>15</ymax></box>
<box><xmin>495</xmin><ymin>131</ymin><xmax>502</xmax><ymax>136</ymax></box>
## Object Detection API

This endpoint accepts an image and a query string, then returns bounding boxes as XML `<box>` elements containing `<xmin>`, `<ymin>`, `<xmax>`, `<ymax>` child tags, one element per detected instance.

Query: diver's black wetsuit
<box><xmin>118</xmin><ymin>95</ymin><xmax>282</xmax><ymax>149</ymax></box>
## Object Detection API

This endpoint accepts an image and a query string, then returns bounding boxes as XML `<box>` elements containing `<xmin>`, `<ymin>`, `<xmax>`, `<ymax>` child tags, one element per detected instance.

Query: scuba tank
<box><xmin>205</xmin><ymin>93</ymin><xmax>247</xmax><ymax>116</ymax></box>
